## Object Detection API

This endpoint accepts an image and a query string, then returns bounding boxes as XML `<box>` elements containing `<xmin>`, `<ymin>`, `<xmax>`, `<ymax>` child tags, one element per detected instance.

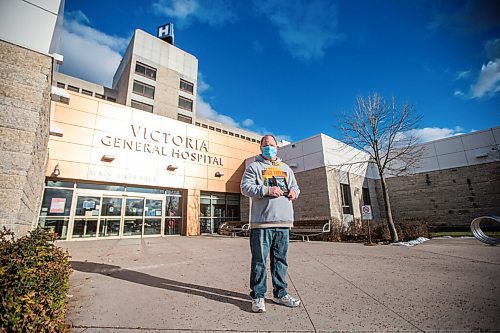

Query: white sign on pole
<box><xmin>362</xmin><ymin>205</ymin><xmax>373</xmax><ymax>220</ymax></box>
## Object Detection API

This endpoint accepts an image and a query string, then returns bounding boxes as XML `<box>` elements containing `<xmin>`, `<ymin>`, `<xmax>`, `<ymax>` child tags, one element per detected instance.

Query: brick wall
<box><xmin>294</xmin><ymin>167</ymin><xmax>332</xmax><ymax>220</ymax></box>
<box><xmin>0</xmin><ymin>40</ymin><xmax>52</xmax><ymax>236</ymax></box>
<box><xmin>376</xmin><ymin>162</ymin><xmax>500</xmax><ymax>228</ymax></box>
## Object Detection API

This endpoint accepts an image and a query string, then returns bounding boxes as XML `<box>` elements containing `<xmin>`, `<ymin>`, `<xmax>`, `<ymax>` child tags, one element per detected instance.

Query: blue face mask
<box><xmin>262</xmin><ymin>145</ymin><xmax>277</xmax><ymax>159</ymax></box>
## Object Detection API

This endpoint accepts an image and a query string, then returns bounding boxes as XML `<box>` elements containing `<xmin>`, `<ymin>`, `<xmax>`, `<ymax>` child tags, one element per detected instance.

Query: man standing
<box><xmin>241</xmin><ymin>134</ymin><xmax>301</xmax><ymax>313</ymax></box>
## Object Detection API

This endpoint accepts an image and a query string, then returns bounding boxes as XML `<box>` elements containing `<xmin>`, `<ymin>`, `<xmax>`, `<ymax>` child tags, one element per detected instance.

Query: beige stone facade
<box><xmin>0</xmin><ymin>40</ymin><xmax>52</xmax><ymax>236</ymax></box>
<box><xmin>45</xmin><ymin>92</ymin><xmax>260</xmax><ymax>237</ymax></box>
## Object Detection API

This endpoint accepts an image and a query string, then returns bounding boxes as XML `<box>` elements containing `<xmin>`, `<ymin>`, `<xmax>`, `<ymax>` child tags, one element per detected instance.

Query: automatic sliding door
<box><xmin>123</xmin><ymin>197</ymin><xmax>144</xmax><ymax>236</ymax></box>
<box><xmin>72</xmin><ymin>195</ymin><xmax>100</xmax><ymax>238</ymax></box>
<box><xmin>99</xmin><ymin>196</ymin><xmax>122</xmax><ymax>237</ymax></box>
<box><xmin>144</xmin><ymin>199</ymin><xmax>162</xmax><ymax>235</ymax></box>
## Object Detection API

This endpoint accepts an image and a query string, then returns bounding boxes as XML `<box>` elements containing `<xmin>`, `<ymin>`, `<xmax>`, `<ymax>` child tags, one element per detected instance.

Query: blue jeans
<box><xmin>250</xmin><ymin>228</ymin><xmax>289</xmax><ymax>299</ymax></box>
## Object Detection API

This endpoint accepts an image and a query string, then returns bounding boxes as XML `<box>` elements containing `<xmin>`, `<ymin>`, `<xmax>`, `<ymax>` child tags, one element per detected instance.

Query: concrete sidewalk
<box><xmin>61</xmin><ymin>236</ymin><xmax>500</xmax><ymax>332</ymax></box>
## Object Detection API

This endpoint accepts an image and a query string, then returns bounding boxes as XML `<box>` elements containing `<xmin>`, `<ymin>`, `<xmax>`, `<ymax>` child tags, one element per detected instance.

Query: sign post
<box><xmin>361</xmin><ymin>205</ymin><xmax>375</xmax><ymax>246</ymax></box>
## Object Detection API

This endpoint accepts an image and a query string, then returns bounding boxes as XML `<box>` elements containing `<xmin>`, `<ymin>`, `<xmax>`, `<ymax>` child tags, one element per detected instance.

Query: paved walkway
<box><xmin>61</xmin><ymin>236</ymin><xmax>500</xmax><ymax>332</ymax></box>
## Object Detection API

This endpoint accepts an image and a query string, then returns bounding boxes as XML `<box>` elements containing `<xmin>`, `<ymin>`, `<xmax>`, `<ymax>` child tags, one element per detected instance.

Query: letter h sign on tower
<box><xmin>158</xmin><ymin>23</ymin><xmax>174</xmax><ymax>45</ymax></box>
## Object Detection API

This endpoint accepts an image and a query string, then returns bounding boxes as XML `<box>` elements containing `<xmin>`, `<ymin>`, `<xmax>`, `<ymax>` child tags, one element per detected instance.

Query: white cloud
<box><xmin>253</xmin><ymin>0</ymin><xmax>344</xmax><ymax>61</ymax></box>
<box><xmin>455</xmin><ymin>38</ymin><xmax>500</xmax><ymax>99</ymax></box>
<box><xmin>197</xmin><ymin>72</ymin><xmax>210</xmax><ymax>93</ymax></box>
<box><xmin>196</xmin><ymin>95</ymin><xmax>240</xmax><ymax>128</ymax></box>
<box><xmin>408</xmin><ymin>126</ymin><xmax>465</xmax><ymax>143</ymax></box>
<box><xmin>470</xmin><ymin>59</ymin><xmax>500</xmax><ymax>98</ymax></box>
<box><xmin>455</xmin><ymin>70</ymin><xmax>471</xmax><ymax>80</ymax></box>
<box><xmin>242</xmin><ymin>119</ymin><xmax>254</xmax><ymax>127</ymax></box>
<box><xmin>59</xmin><ymin>11</ymin><xmax>129</xmax><ymax>87</ymax></box>
<box><xmin>152</xmin><ymin>0</ymin><xmax>237</xmax><ymax>27</ymax></box>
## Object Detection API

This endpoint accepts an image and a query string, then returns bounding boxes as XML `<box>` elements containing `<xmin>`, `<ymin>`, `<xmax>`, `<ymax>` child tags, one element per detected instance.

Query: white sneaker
<box><xmin>273</xmin><ymin>294</ymin><xmax>301</xmax><ymax>307</ymax></box>
<box><xmin>252</xmin><ymin>297</ymin><xmax>266</xmax><ymax>313</ymax></box>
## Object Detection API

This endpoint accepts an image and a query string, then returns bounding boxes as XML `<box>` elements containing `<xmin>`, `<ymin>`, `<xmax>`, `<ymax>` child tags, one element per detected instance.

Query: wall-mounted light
<box><xmin>101</xmin><ymin>154</ymin><xmax>115</xmax><ymax>162</ymax></box>
<box><xmin>49</xmin><ymin>127</ymin><xmax>63</xmax><ymax>137</ymax></box>
<box><xmin>215</xmin><ymin>171</ymin><xmax>225</xmax><ymax>177</ymax></box>
<box><xmin>289</xmin><ymin>163</ymin><xmax>298</xmax><ymax>168</ymax></box>
<box><xmin>52</xmin><ymin>164</ymin><xmax>60</xmax><ymax>177</ymax></box>
<box><xmin>354</xmin><ymin>187</ymin><xmax>360</xmax><ymax>197</ymax></box>
<box><xmin>475</xmin><ymin>153</ymin><xmax>488</xmax><ymax>158</ymax></box>
<box><xmin>167</xmin><ymin>164</ymin><xmax>178</xmax><ymax>171</ymax></box>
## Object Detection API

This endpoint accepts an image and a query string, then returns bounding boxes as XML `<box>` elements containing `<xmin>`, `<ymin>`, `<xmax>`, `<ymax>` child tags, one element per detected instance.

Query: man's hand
<box><xmin>287</xmin><ymin>189</ymin><xmax>298</xmax><ymax>200</ymax></box>
<box><xmin>268</xmin><ymin>186</ymin><xmax>284</xmax><ymax>197</ymax></box>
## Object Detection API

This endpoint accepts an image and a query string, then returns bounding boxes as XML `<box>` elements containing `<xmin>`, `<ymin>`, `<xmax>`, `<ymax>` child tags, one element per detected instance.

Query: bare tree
<box><xmin>339</xmin><ymin>93</ymin><xmax>423</xmax><ymax>243</ymax></box>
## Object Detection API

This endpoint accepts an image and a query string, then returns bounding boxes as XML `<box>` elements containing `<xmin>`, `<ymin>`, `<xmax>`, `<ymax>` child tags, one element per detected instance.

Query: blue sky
<box><xmin>60</xmin><ymin>0</ymin><xmax>500</xmax><ymax>143</ymax></box>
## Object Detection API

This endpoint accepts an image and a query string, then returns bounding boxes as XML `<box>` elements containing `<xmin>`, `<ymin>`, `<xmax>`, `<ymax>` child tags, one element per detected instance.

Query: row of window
<box><xmin>132</xmin><ymin>80</ymin><xmax>193</xmax><ymax>112</ymax></box>
<box><xmin>194</xmin><ymin>122</ymin><xmax>260</xmax><ymax>143</ymax></box>
<box><xmin>134</xmin><ymin>62</ymin><xmax>194</xmax><ymax>94</ymax></box>
<box><xmin>56</xmin><ymin>82</ymin><xmax>117</xmax><ymax>102</ymax></box>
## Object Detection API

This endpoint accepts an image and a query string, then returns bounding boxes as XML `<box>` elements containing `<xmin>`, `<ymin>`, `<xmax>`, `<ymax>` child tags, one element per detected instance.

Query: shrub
<box><xmin>0</xmin><ymin>227</ymin><xmax>72</xmax><ymax>332</ymax></box>
<box><xmin>325</xmin><ymin>218</ymin><xmax>430</xmax><ymax>243</ymax></box>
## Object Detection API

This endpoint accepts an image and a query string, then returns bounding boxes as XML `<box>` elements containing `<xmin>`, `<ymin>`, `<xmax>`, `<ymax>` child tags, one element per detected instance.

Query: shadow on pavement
<box><xmin>71</xmin><ymin>261</ymin><xmax>253</xmax><ymax>313</ymax></box>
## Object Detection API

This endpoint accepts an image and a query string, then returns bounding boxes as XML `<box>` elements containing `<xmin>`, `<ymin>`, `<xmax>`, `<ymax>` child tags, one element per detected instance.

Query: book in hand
<box><xmin>271</xmin><ymin>176</ymin><xmax>289</xmax><ymax>196</ymax></box>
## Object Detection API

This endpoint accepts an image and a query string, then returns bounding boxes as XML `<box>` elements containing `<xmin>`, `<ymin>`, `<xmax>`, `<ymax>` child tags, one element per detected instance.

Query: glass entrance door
<box><xmin>99</xmin><ymin>196</ymin><xmax>122</xmax><ymax>237</ymax></box>
<box><xmin>123</xmin><ymin>197</ymin><xmax>144</xmax><ymax>236</ymax></box>
<box><xmin>72</xmin><ymin>195</ymin><xmax>101</xmax><ymax>238</ymax></box>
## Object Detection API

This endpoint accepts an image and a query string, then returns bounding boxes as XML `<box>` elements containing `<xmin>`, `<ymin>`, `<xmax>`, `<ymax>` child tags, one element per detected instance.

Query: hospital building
<box><xmin>1</xmin><ymin>0</ymin><xmax>499</xmax><ymax>241</ymax></box>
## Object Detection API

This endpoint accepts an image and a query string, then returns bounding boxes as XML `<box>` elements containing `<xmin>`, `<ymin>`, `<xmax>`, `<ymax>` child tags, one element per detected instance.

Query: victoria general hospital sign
<box><xmin>101</xmin><ymin>125</ymin><xmax>224</xmax><ymax>166</ymax></box>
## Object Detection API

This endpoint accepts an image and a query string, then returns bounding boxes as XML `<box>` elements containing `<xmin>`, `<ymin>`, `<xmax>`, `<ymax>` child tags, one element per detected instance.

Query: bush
<box><xmin>324</xmin><ymin>218</ymin><xmax>430</xmax><ymax>243</ymax></box>
<box><xmin>0</xmin><ymin>227</ymin><xmax>72</xmax><ymax>332</ymax></box>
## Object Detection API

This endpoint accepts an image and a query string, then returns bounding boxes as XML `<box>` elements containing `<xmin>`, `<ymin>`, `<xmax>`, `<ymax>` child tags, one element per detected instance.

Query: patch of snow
<box><xmin>391</xmin><ymin>237</ymin><xmax>429</xmax><ymax>247</ymax></box>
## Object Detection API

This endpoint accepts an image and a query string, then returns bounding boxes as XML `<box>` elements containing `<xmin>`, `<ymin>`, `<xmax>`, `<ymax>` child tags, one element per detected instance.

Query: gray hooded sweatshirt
<box><xmin>240</xmin><ymin>155</ymin><xmax>300</xmax><ymax>229</ymax></box>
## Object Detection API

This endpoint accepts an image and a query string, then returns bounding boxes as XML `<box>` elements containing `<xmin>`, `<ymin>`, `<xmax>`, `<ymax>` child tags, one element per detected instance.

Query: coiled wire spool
<box><xmin>470</xmin><ymin>216</ymin><xmax>500</xmax><ymax>246</ymax></box>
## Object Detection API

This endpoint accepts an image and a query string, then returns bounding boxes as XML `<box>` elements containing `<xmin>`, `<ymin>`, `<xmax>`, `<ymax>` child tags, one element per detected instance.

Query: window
<box><xmin>177</xmin><ymin>114</ymin><xmax>192</xmax><ymax>124</ymax></box>
<box><xmin>252</xmin><ymin>139</ymin><xmax>256</xmax><ymax>142</ymax></box>
<box><xmin>67</xmin><ymin>85</ymin><xmax>79</xmax><ymax>92</ymax></box>
<box><xmin>229</xmin><ymin>132</ymin><xmax>234</xmax><ymax>136</ymax></box>
<box><xmin>222</xmin><ymin>130</ymin><xmax>228</xmax><ymax>134</ymax></box>
<box><xmin>362</xmin><ymin>187</ymin><xmax>371</xmax><ymax>205</ymax></box>
<box><xmin>216</xmin><ymin>128</ymin><xmax>221</xmax><ymax>132</ymax></box>
<box><xmin>82</xmin><ymin>89</ymin><xmax>92</xmax><ymax>96</ymax></box>
<box><xmin>180</xmin><ymin>79</ymin><xmax>194</xmax><ymax>94</ymax></box>
<box><xmin>201</xmin><ymin>124</ymin><xmax>208</xmax><ymax>128</ymax></box>
<box><xmin>95</xmin><ymin>93</ymin><xmax>105</xmax><ymax>100</ymax></box>
<box><xmin>195</xmin><ymin>122</ymin><xmax>201</xmax><ymax>126</ymax></box>
<box><xmin>106</xmin><ymin>96</ymin><xmax>116</xmax><ymax>102</ymax></box>
<box><xmin>133</xmin><ymin>80</ymin><xmax>155</xmax><ymax>99</ymax></box>
<box><xmin>56</xmin><ymin>82</ymin><xmax>65</xmax><ymax>88</ymax></box>
<box><xmin>178</xmin><ymin>96</ymin><xmax>193</xmax><ymax>111</ymax></box>
<box><xmin>200</xmin><ymin>192</ymin><xmax>240</xmax><ymax>234</ymax></box>
<box><xmin>135</xmin><ymin>62</ymin><xmax>156</xmax><ymax>80</ymax></box>
<box><xmin>131</xmin><ymin>99</ymin><xmax>153</xmax><ymax>113</ymax></box>
<box><xmin>209</xmin><ymin>126</ymin><xmax>214</xmax><ymax>130</ymax></box>
<box><xmin>235</xmin><ymin>134</ymin><xmax>240</xmax><ymax>138</ymax></box>
<box><xmin>340</xmin><ymin>184</ymin><xmax>353</xmax><ymax>215</ymax></box>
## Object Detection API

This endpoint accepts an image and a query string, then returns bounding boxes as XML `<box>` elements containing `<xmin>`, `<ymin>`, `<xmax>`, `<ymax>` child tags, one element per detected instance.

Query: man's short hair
<box><xmin>260</xmin><ymin>134</ymin><xmax>277</xmax><ymax>146</ymax></box>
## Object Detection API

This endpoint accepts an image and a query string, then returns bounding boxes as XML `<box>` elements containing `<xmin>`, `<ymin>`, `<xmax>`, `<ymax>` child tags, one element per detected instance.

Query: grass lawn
<box><xmin>431</xmin><ymin>231</ymin><xmax>500</xmax><ymax>238</ymax></box>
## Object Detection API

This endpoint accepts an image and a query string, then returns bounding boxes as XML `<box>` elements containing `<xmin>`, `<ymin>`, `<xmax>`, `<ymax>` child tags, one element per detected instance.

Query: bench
<box><xmin>218</xmin><ymin>221</ymin><xmax>250</xmax><ymax>237</ymax></box>
<box><xmin>291</xmin><ymin>219</ymin><xmax>331</xmax><ymax>241</ymax></box>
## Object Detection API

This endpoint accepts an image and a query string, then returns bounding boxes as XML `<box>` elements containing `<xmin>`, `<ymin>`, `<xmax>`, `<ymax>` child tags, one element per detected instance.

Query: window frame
<box><xmin>131</xmin><ymin>99</ymin><xmax>154</xmax><ymax>113</ymax></box>
<box><xmin>178</xmin><ymin>96</ymin><xmax>193</xmax><ymax>111</ymax></box>
<box><xmin>133</xmin><ymin>80</ymin><xmax>155</xmax><ymax>99</ymax></box>
<box><xmin>135</xmin><ymin>62</ymin><xmax>157</xmax><ymax>80</ymax></box>
<box><xmin>177</xmin><ymin>114</ymin><xmax>192</xmax><ymax>124</ymax></box>
<box><xmin>179</xmin><ymin>79</ymin><xmax>194</xmax><ymax>94</ymax></box>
